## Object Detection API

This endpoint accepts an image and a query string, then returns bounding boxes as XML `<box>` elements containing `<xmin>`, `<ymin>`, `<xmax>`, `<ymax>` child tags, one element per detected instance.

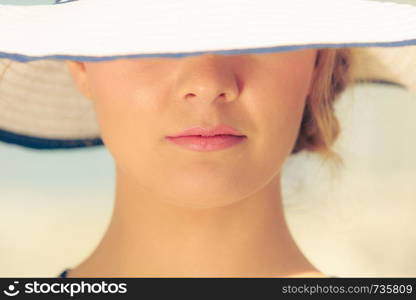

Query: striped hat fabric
<box><xmin>0</xmin><ymin>0</ymin><xmax>415</xmax><ymax>149</ymax></box>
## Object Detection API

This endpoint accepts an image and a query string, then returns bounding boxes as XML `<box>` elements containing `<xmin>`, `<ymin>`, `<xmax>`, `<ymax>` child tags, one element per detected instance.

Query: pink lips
<box><xmin>166</xmin><ymin>125</ymin><xmax>246</xmax><ymax>152</ymax></box>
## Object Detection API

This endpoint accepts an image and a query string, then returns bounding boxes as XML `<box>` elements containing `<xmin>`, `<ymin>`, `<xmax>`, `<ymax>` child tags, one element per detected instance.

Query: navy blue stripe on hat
<box><xmin>1</xmin><ymin>39</ymin><xmax>416</xmax><ymax>63</ymax></box>
<box><xmin>0</xmin><ymin>128</ymin><xmax>103</xmax><ymax>150</ymax></box>
<box><xmin>55</xmin><ymin>0</ymin><xmax>79</xmax><ymax>4</ymax></box>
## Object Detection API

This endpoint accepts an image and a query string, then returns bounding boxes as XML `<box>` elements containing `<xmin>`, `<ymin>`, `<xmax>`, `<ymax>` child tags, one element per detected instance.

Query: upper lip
<box><xmin>167</xmin><ymin>125</ymin><xmax>245</xmax><ymax>137</ymax></box>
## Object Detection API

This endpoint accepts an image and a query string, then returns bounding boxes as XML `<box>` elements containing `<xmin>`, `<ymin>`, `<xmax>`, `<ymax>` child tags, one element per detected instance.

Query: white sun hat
<box><xmin>0</xmin><ymin>0</ymin><xmax>415</xmax><ymax>149</ymax></box>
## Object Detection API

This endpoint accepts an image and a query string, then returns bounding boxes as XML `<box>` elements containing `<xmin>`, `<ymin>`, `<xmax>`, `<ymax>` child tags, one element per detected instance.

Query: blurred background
<box><xmin>1</xmin><ymin>0</ymin><xmax>416</xmax><ymax>278</ymax></box>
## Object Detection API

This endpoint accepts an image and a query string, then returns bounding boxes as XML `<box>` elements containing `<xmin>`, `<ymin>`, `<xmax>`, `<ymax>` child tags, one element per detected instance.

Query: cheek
<box><xmin>87</xmin><ymin>70</ymin><xmax>164</xmax><ymax>163</ymax></box>
<box><xmin>247</xmin><ymin>59</ymin><xmax>313</xmax><ymax>179</ymax></box>
<box><xmin>244</xmin><ymin>52</ymin><xmax>315</xmax><ymax>144</ymax></box>
<box><xmin>253</xmin><ymin>70</ymin><xmax>311</xmax><ymax>152</ymax></box>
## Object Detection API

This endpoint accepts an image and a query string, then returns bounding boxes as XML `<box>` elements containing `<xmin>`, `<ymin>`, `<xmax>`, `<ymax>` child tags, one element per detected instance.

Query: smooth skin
<box><xmin>65</xmin><ymin>49</ymin><xmax>328</xmax><ymax>277</ymax></box>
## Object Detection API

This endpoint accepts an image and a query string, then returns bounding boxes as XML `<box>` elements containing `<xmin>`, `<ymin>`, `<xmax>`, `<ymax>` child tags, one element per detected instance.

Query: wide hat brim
<box><xmin>0</xmin><ymin>0</ymin><xmax>415</xmax><ymax>149</ymax></box>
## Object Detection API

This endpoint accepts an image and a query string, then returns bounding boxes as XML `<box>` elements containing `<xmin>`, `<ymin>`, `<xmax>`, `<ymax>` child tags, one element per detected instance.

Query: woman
<box><xmin>0</xmin><ymin>0</ymin><xmax>415</xmax><ymax>277</ymax></box>
<box><xmin>59</xmin><ymin>48</ymin><xmax>349</xmax><ymax>278</ymax></box>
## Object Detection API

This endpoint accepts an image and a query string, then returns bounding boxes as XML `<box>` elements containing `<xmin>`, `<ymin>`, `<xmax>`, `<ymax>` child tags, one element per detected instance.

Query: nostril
<box><xmin>185</xmin><ymin>93</ymin><xmax>196</xmax><ymax>100</ymax></box>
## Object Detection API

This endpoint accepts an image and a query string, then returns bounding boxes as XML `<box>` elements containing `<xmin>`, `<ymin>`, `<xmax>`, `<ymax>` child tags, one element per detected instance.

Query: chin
<box><xmin>160</xmin><ymin>182</ymin><xmax>250</xmax><ymax>210</ymax></box>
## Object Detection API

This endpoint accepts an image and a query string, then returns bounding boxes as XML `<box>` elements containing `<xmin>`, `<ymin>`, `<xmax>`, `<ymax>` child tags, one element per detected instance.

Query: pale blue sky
<box><xmin>0</xmin><ymin>143</ymin><xmax>114</xmax><ymax>188</ymax></box>
<box><xmin>0</xmin><ymin>0</ymin><xmax>53</xmax><ymax>4</ymax></box>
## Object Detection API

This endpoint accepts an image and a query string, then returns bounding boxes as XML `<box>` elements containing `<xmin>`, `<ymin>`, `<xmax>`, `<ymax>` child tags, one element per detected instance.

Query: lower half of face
<box><xmin>87</xmin><ymin>49</ymin><xmax>316</xmax><ymax>208</ymax></box>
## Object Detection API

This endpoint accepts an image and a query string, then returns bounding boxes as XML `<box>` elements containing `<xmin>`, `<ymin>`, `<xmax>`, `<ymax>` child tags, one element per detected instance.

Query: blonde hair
<box><xmin>291</xmin><ymin>48</ymin><xmax>352</xmax><ymax>166</ymax></box>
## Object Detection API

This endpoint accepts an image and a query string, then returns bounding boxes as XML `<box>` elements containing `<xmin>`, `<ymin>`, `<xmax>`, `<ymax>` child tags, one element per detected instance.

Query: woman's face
<box><xmin>66</xmin><ymin>49</ymin><xmax>317</xmax><ymax>208</ymax></box>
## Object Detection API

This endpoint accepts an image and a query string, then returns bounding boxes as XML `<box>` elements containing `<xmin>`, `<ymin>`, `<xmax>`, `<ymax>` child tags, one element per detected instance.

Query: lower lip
<box><xmin>166</xmin><ymin>135</ymin><xmax>246</xmax><ymax>152</ymax></box>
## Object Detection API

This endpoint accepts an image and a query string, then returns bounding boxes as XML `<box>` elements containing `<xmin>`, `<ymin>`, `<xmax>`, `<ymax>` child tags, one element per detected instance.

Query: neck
<box><xmin>69</xmin><ymin>167</ymin><xmax>322</xmax><ymax>277</ymax></box>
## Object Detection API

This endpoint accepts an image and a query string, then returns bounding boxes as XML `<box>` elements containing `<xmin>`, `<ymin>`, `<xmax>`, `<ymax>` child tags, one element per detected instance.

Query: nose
<box><xmin>172</xmin><ymin>54</ymin><xmax>240</xmax><ymax>106</ymax></box>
